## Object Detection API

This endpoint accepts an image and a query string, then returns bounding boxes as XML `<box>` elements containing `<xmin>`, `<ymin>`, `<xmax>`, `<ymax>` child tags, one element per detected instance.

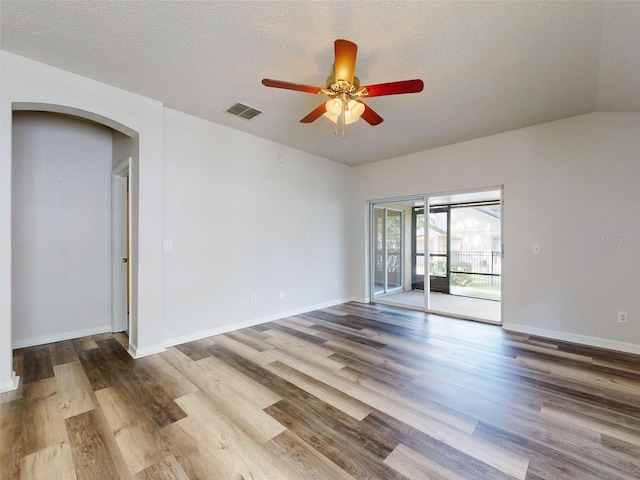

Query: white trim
<box><xmin>502</xmin><ymin>322</ymin><xmax>640</xmax><ymax>355</ymax></box>
<box><xmin>112</xmin><ymin>158</ymin><xmax>130</xmax><ymax>176</ymax></box>
<box><xmin>350</xmin><ymin>296</ymin><xmax>369</xmax><ymax>304</ymax></box>
<box><xmin>13</xmin><ymin>103</ymin><xmax>138</xmax><ymax>137</ymax></box>
<box><xmin>12</xmin><ymin>325</ymin><xmax>111</xmax><ymax>349</ymax></box>
<box><xmin>0</xmin><ymin>372</ymin><xmax>21</xmax><ymax>393</ymax></box>
<box><xmin>164</xmin><ymin>298</ymin><xmax>351</xmax><ymax>348</ymax></box>
<box><xmin>127</xmin><ymin>343</ymin><xmax>166</xmax><ymax>359</ymax></box>
<box><xmin>368</xmin><ymin>193</ymin><xmax>427</xmax><ymax>206</ymax></box>
<box><xmin>499</xmin><ymin>185</ymin><xmax>505</xmax><ymax>325</ymax></box>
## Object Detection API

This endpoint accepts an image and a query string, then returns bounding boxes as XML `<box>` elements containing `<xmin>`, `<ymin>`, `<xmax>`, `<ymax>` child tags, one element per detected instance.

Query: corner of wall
<box><xmin>0</xmin><ymin>372</ymin><xmax>20</xmax><ymax>393</ymax></box>
<box><xmin>127</xmin><ymin>343</ymin><xmax>166</xmax><ymax>359</ymax></box>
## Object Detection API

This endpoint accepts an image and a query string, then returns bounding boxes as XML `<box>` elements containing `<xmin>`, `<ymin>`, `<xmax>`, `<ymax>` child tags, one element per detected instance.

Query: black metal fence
<box><xmin>416</xmin><ymin>252</ymin><xmax>502</xmax><ymax>275</ymax></box>
<box><xmin>450</xmin><ymin>251</ymin><xmax>501</xmax><ymax>275</ymax></box>
<box><xmin>416</xmin><ymin>251</ymin><xmax>502</xmax><ymax>300</ymax></box>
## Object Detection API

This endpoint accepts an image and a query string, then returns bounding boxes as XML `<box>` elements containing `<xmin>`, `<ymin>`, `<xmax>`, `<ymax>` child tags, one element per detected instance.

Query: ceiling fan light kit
<box><xmin>324</xmin><ymin>98</ymin><xmax>365</xmax><ymax>125</ymax></box>
<box><xmin>262</xmin><ymin>39</ymin><xmax>424</xmax><ymax>137</ymax></box>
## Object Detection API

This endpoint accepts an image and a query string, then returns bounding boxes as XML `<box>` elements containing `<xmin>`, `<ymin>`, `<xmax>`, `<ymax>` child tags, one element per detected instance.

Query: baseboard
<box><xmin>164</xmin><ymin>298</ymin><xmax>351</xmax><ymax>348</ymax></box>
<box><xmin>12</xmin><ymin>325</ymin><xmax>112</xmax><ymax>349</ymax></box>
<box><xmin>0</xmin><ymin>371</ymin><xmax>20</xmax><ymax>393</ymax></box>
<box><xmin>349</xmin><ymin>296</ymin><xmax>370</xmax><ymax>304</ymax></box>
<box><xmin>127</xmin><ymin>343</ymin><xmax>166</xmax><ymax>359</ymax></box>
<box><xmin>502</xmin><ymin>322</ymin><xmax>640</xmax><ymax>355</ymax></box>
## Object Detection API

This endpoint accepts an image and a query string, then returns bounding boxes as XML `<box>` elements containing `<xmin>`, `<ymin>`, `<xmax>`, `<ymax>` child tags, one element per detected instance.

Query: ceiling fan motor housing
<box><xmin>325</xmin><ymin>75</ymin><xmax>361</xmax><ymax>98</ymax></box>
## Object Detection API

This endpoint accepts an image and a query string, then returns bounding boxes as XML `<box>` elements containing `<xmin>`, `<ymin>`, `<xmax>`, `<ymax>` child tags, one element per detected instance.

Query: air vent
<box><xmin>226</xmin><ymin>102</ymin><xmax>262</xmax><ymax>120</ymax></box>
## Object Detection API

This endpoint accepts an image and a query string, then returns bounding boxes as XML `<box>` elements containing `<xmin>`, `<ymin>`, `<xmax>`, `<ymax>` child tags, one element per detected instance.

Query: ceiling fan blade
<box><xmin>300</xmin><ymin>103</ymin><xmax>327</xmax><ymax>123</ymax></box>
<box><xmin>334</xmin><ymin>39</ymin><xmax>357</xmax><ymax>84</ymax></box>
<box><xmin>359</xmin><ymin>102</ymin><xmax>384</xmax><ymax>125</ymax></box>
<box><xmin>262</xmin><ymin>79</ymin><xmax>322</xmax><ymax>94</ymax></box>
<box><xmin>359</xmin><ymin>79</ymin><xmax>424</xmax><ymax>97</ymax></box>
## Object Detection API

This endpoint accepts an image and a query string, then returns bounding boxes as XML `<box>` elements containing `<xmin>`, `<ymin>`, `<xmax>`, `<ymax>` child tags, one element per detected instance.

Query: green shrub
<box><xmin>429</xmin><ymin>260</ymin><xmax>446</xmax><ymax>277</ymax></box>
<box><xmin>450</xmin><ymin>262</ymin><xmax>472</xmax><ymax>286</ymax></box>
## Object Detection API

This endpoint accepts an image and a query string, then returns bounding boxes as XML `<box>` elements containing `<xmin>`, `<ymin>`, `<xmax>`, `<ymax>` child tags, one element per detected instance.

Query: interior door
<box><xmin>111</xmin><ymin>160</ymin><xmax>130</xmax><ymax>336</ymax></box>
<box><xmin>125</xmin><ymin>175</ymin><xmax>130</xmax><ymax>333</ymax></box>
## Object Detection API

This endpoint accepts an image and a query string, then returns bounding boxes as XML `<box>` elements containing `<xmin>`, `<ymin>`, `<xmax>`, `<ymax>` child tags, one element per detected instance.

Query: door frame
<box><xmin>111</xmin><ymin>158</ymin><xmax>130</xmax><ymax>334</ymax></box>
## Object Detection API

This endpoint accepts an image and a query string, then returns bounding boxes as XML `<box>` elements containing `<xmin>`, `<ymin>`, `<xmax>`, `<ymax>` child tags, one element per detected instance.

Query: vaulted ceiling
<box><xmin>2</xmin><ymin>1</ymin><xmax>639</xmax><ymax>166</ymax></box>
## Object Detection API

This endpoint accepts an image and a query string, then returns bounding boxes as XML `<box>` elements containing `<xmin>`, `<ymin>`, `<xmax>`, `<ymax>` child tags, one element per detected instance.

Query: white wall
<box><xmin>1</xmin><ymin>51</ymin><xmax>165</xmax><ymax>391</ymax></box>
<box><xmin>162</xmin><ymin>108</ymin><xmax>351</xmax><ymax>345</ymax></box>
<box><xmin>0</xmin><ymin>52</ymin><xmax>353</xmax><ymax>391</ymax></box>
<box><xmin>12</xmin><ymin>112</ymin><xmax>113</xmax><ymax>346</ymax></box>
<box><xmin>350</xmin><ymin>112</ymin><xmax>640</xmax><ymax>353</ymax></box>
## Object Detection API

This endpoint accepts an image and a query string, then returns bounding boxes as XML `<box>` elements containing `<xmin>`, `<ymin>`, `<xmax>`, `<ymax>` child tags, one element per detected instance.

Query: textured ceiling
<box><xmin>1</xmin><ymin>1</ymin><xmax>639</xmax><ymax>166</ymax></box>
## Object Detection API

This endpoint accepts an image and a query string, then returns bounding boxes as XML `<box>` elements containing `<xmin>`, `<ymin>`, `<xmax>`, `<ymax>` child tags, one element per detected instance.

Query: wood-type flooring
<box><xmin>1</xmin><ymin>302</ymin><xmax>639</xmax><ymax>479</ymax></box>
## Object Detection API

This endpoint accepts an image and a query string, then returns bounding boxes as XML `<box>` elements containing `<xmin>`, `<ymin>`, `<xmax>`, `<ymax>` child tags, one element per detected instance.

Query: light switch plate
<box><xmin>532</xmin><ymin>244</ymin><xmax>541</xmax><ymax>254</ymax></box>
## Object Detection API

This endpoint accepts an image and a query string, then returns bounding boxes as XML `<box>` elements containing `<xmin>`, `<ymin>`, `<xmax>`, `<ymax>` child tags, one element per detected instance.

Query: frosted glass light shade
<box><xmin>347</xmin><ymin>100</ymin><xmax>364</xmax><ymax>120</ymax></box>
<box><xmin>323</xmin><ymin>98</ymin><xmax>364</xmax><ymax>125</ymax></box>
<box><xmin>326</xmin><ymin>98</ymin><xmax>343</xmax><ymax>116</ymax></box>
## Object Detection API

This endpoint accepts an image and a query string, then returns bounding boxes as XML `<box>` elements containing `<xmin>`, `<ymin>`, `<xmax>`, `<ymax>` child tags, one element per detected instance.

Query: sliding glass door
<box><xmin>411</xmin><ymin>207</ymin><xmax>425</xmax><ymax>290</ymax></box>
<box><xmin>370</xmin><ymin>189</ymin><xmax>502</xmax><ymax>323</ymax></box>
<box><xmin>428</xmin><ymin>206</ymin><xmax>450</xmax><ymax>294</ymax></box>
<box><xmin>373</xmin><ymin>206</ymin><xmax>403</xmax><ymax>295</ymax></box>
<box><xmin>448</xmin><ymin>202</ymin><xmax>501</xmax><ymax>300</ymax></box>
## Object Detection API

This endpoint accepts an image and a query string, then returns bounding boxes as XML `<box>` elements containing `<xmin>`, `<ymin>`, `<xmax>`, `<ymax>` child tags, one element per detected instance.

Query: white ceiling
<box><xmin>1</xmin><ymin>1</ymin><xmax>639</xmax><ymax>166</ymax></box>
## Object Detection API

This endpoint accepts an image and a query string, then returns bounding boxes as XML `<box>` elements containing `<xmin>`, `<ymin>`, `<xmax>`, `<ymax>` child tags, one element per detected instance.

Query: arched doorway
<box><xmin>11</xmin><ymin>103</ymin><xmax>139</xmax><ymax>353</ymax></box>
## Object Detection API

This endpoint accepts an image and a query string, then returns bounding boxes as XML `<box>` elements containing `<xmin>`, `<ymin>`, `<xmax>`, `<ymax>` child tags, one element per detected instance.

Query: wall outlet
<box><xmin>251</xmin><ymin>294</ymin><xmax>257</xmax><ymax>304</ymax></box>
<box><xmin>163</xmin><ymin>240</ymin><xmax>173</xmax><ymax>253</ymax></box>
<box><xmin>617</xmin><ymin>311</ymin><xmax>628</xmax><ymax>324</ymax></box>
<box><xmin>279</xmin><ymin>290</ymin><xmax>285</xmax><ymax>300</ymax></box>
<box><xmin>333</xmin><ymin>281</ymin><xmax>338</xmax><ymax>290</ymax></box>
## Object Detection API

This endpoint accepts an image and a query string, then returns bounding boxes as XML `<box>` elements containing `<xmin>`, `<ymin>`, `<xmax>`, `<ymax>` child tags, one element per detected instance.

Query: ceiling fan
<box><xmin>262</xmin><ymin>39</ymin><xmax>424</xmax><ymax>136</ymax></box>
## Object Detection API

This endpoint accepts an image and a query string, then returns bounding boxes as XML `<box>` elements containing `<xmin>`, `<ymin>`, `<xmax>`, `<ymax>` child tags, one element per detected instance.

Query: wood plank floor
<box><xmin>2</xmin><ymin>302</ymin><xmax>639</xmax><ymax>479</ymax></box>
